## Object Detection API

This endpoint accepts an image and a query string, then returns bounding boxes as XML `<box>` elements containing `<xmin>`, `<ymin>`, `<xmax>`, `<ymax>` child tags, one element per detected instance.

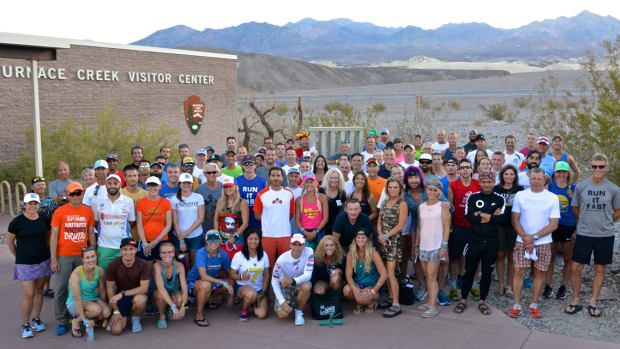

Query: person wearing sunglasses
<box><xmin>195</xmin><ymin>162</ymin><xmax>223</xmax><ymax>233</ymax></box>
<box><xmin>50</xmin><ymin>182</ymin><xmax>96</xmax><ymax>336</ymax></box>
<box><xmin>137</xmin><ymin>160</ymin><xmax>151</xmax><ymax>188</ymax></box>
<box><xmin>186</xmin><ymin>230</ymin><xmax>233</xmax><ymax>327</ymax></box>
<box><xmin>567</xmin><ymin>153</ymin><xmax>620</xmax><ymax>317</ymax></box>
<box><xmin>180</xmin><ymin>157</ymin><xmax>201</xmax><ymax>191</ymax></box>
<box><xmin>66</xmin><ymin>247</ymin><xmax>110</xmax><ymax>339</ymax></box>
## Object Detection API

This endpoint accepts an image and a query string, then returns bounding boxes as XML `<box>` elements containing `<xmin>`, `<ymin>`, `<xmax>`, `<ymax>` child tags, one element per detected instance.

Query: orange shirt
<box><xmin>51</xmin><ymin>204</ymin><xmax>95</xmax><ymax>256</ymax></box>
<box><xmin>367</xmin><ymin>176</ymin><xmax>387</xmax><ymax>203</ymax></box>
<box><xmin>136</xmin><ymin>197</ymin><xmax>172</xmax><ymax>241</ymax></box>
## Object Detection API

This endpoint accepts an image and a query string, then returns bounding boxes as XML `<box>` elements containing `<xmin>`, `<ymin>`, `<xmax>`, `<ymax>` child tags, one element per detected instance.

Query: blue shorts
<box><xmin>171</xmin><ymin>232</ymin><xmax>205</xmax><ymax>251</ymax></box>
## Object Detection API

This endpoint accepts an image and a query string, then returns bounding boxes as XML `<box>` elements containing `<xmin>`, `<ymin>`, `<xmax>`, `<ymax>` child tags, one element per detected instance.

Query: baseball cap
<box><xmin>241</xmin><ymin>154</ymin><xmax>255</xmax><ymax>165</ymax></box>
<box><xmin>554</xmin><ymin>161</ymin><xmax>570</xmax><ymax>172</ymax></box>
<box><xmin>393</xmin><ymin>137</ymin><xmax>403</xmax><ymax>143</ymax></box>
<box><xmin>120</xmin><ymin>238</ymin><xmax>138</xmax><ymax>249</ymax></box>
<box><xmin>254</xmin><ymin>153</ymin><xmax>264</xmax><ymax>158</ymax></box>
<box><xmin>225</xmin><ymin>149</ymin><xmax>236</xmax><ymax>155</ymax></box>
<box><xmin>179</xmin><ymin>173</ymin><xmax>194</xmax><ymax>183</ymax></box>
<box><xmin>145</xmin><ymin>176</ymin><xmax>162</xmax><ymax>185</ymax></box>
<box><xmin>196</xmin><ymin>148</ymin><xmax>207</xmax><ymax>156</ymax></box>
<box><xmin>23</xmin><ymin>193</ymin><xmax>40</xmax><ymax>204</ymax></box>
<box><xmin>302</xmin><ymin>172</ymin><xmax>319</xmax><ymax>186</ymax></box>
<box><xmin>204</xmin><ymin>146</ymin><xmax>214</xmax><ymax>152</ymax></box>
<box><xmin>302</xmin><ymin>151</ymin><xmax>312</xmax><ymax>159</ymax></box>
<box><xmin>94</xmin><ymin>160</ymin><xmax>108</xmax><ymax>169</ymax></box>
<box><xmin>290</xmin><ymin>233</ymin><xmax>306</xmax><ymax>245</ymax></box>
<box><xmin>420</xmin><ymin>153</ymin><xmax>432</xmax><ymax>161</ymax></box>
<box><xmin>182</xmin><ymin>157</ymin><xmax>194</xmax><ymax>165</ymax></box>
<box><xmin>67</xmin><ymin>182</ymin><xmax>84</xmax><ymax>193</ymax></box>
<box><xmin>257</xmin><ymin>146</ymin><xmax>267</xmax><ymax>153</ymax></box>
<box><xmin>366</xmin><ymin>158</ymin><xmax>379</xmax><ymax>166</ymax></box>
<box><xmin>150</xmin><ymin>162</ymin><xmax>162</xmax><ymax>169</ymax></box>
<box><xmin>106</xmin><ymin>153</ymin><xmax>118</xmax><ymax>160</ymax></box>
<box><xmin>444</xmin><ymin>157</ymin><xmax>458</xmax><ymax>165</ymax></box>
<box><xmin>31</xmin><ymin>176</ymin><xmax>46</xmax><ymax>184</ymax></box>
<box><xmin>368</xmin><ymin>129</ymin><xmax>378</xmax><ymax>137</ymax></box>
<box><xmin>474</xmin><ymin>134</ymin><xmax>486</xmax><ymax>141</ymax></box>
<box><xmin>404</xmin><ymin>144</ymin><xmax>414</xmax><ymax>150</ymax></box>
<box><xmin>208</xmin><ymin>154</ymin><xmax>222</xmax><ymax>162</ymax></box>
<box><xmin>287</xmin><ymin>167</ymin><xmax>300</xmax><ymax>175</ymax></box>
<box><xmin>205</xmin><ymin>229</ymin><xmax>220</xmax><ymax>241</ymax></box>
<box><xmin>222</xmin><ymin>177</ymin><xmax>235</xmax><ymax>187</ymax></box>
<box><xmin>537</xmin><ymin>136</ymin><xmax>550</xmax><ymax>145</ymax></box>
<box><xmin>380</xmin><ymin>128</ymin><xmax>389</xmax><ymax>134</ymax></box>
<box><xmin>106</xmin><ymin>174</ymin><xmax>121</xmax><ymax>183</ymax></box>
<box><xmin>424</xmin><ymin>177</ymin><xmax>442</xmax><ymax>190</ymax></box>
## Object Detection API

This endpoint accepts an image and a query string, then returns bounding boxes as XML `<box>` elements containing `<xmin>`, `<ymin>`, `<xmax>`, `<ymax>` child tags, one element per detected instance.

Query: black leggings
<box><xmin>460</xmin><ymin>238</ymin><xmax>499</xmax><ymax>301</ymax></box>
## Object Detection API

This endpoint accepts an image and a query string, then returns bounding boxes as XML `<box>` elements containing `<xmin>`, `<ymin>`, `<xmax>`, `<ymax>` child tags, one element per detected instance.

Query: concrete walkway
<box><xmin>0</xmin><ymin>214</ymin><xmax>616</xmax><ymax>349</ymax></box>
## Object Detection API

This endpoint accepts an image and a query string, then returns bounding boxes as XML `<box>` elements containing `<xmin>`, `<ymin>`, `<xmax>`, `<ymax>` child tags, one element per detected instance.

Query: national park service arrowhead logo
<box><xmin>184</xmin><ymin>96</ymin><xmax>205</xmax><ymax>135</ymax></box>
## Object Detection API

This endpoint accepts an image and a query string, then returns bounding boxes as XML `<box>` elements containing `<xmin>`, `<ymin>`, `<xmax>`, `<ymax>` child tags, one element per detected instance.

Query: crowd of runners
<box><xmin>6</xmin><ymin>128</ymin><xmax>619</xmax><ymax>340</ymax></box>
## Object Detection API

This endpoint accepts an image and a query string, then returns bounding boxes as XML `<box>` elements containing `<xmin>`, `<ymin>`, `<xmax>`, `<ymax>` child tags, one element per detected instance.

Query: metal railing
<box><xmin>309</xmin><ymin>127</ymin><xmax>365</xmax><ymax>158</ymax></box>
<box><xmin>0</xmin><ymin>181</ymin><xmax>27</xmax><ymax>217</ymax></box>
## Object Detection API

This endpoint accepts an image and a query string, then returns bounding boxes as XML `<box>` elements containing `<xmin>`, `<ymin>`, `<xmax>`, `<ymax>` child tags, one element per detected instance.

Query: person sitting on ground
<box><xmin>271</xmin><ymin>233</ymin><xmax>314</xmax><ymax>326</ymax></box>
<box><xmin>230</xmin><ymin>229</ymin><xmax>270</xmax><ymax>322</ymax></box>
<box><xmin>343</xmin><ymin>228</ymin><xmax>388</xmax><ymax>313</ymax></box>
<box><xmin>106</xmin><ymin>238</ymin><xmax>151</xmax><ymax>335</ymax></box>
<box><xmin>311</xmin><ymin>235</ymin><xmax>345</xmax><ymax>296</ymax></box>
<box><xmin>151</xmin><ymin>242</ymin><xmax>188</xmax><ymax>329</ymax></box>
<box><xmin>186</xmin><ymin>230</ymin><xmax>234</xmax><ymax>327</ymax></box>
<box><xmin>66</xmin><ymin>247</ymin><xmax>110</xmax><ymax>339</ymax></box>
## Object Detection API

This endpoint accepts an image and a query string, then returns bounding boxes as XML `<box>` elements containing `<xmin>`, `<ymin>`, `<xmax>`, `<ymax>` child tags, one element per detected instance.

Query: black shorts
<box><xmin>448</xmin><ymin>226</ymin><xmax>470</xmax><ymax>261</ymax></box>
<box><xmin>117</xmin><ymin>295</ymin><xmax>135</xmax><ymax>318</ymax></box>
<box><xmin>552</xmin><ymin>225</ymin><xmax>576</xmax><ymax>243</ymax></box>
<box><xmin>572</xmin><ymin>235</ymin><xmax>614</xmax><ymax>266</ymax></box>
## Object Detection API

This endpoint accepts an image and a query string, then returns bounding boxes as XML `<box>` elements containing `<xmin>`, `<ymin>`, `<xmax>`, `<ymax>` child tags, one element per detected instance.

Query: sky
<box><xmin>1</xmin><ymin>0</ymin><xmax>618</xmax><ymax>44</ymax></box>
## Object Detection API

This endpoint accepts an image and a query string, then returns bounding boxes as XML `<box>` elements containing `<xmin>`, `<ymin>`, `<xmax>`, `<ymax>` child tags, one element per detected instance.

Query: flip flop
<box><xmin>588</xmin><ymin>305</ymin><xmax>601</xmax><ymax>317</ymax></box>
<box><xmin>157</xmin><ymin>320</ymin><xmax>168</xmax><ymax>329</ymax></box>
<box><xmin>71</xmin><ymin>328</ymin><xmax>83</xmax><ymax>338</ymax></box>
<box><xmin>417</xmin><ymin>303</ymin><xmax>430</xmax><ymax>311</ymax></box>
<box><xmin>564</xmin><ymin>304</ymin><xmax>582</xmax><ymax>315</ymax></box>
<box><xmin>194</xmin><ymin>318</ymin><xmax>210</xmax><ymax>327</ymax></box>
<box><xmin>421</xmin><ymin>310</ymin><xmax>438</xmax><ymax>318</ymax></box>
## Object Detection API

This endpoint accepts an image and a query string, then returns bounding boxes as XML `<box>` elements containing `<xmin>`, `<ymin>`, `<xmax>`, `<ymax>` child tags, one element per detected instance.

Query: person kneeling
<box><xmin>272</xmin><ymin>233</ymin><xmax>314</xmax><ymax>326</ymax></box>
<box><xmin>343</xmin><ymin>229</ymin><xmax>387</xmax><ymax>313</ymax></box>
<box><xmin>106</xmin><ymin>239</ymin><xmax>151</xmax><ymax>335</ymax></box>
<box><xmin>152</xmin><ymin>242</ymin><xmax>188</xmax><ymax>329</ymax></box>
<box><xmin>186</xmin><ymin>230</ymin><xmax>233</xmax><ymax>327</ymax></box>
<box><xmin>230</xmin><ymin>229</ymin><xmax>270</xmax><ymax>321</ymax></box>
<box><xmin>312</xmin><ymin>235</ymin><xmax>345</xmax><ymax>296</ymax></box>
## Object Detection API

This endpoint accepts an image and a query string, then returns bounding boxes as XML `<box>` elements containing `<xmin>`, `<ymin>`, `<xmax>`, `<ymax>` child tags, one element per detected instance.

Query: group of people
<box><xmin>6</xmin><ymin>128</ymin><xmax>619</xmax><ymax>340</ymax></box>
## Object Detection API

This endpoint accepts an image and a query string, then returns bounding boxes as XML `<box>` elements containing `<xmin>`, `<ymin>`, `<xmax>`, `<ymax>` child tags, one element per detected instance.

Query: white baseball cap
<box><xmin>290</xmin><ymin>233</ymin><xmax>306</xmax><ymax>245</ymax></box>
<box><xmin>23</xmin><ymin>193</ymin><xmax>40</xmax><ymax>204</ymax></box>
<box><xmin>106</xmin><ymin>174</ymin><xmax>121</xmax><ymax>183</ymax></box>
<box><xmin>145</xmin><ymin>176</ymin><xmax>161</xmax><ymax>185</ymax></box>
<box><xmin>179</xmin><ymin>173</ymin><xmax>194</xmax><ymax>183</ymax></box>
<box><xmin>419</xmin><ymin>153</ymin><xmax>433</xmax><ymax>161</ymax></box>
<box><xmin>94</xmin><ymin>159</ymin><xmax>109</xmax><ymax>169</ymax></box>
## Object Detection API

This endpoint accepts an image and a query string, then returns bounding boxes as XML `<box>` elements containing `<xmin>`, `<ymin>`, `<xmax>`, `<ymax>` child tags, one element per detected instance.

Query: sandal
<box><xmin>382</xmin><ymin>305</ymin><xmax>402</xmax><ymax>318</ymax></box>
<box><xmin>157</xmin><ymin>320</ymin><xmax>168</xmax><ymax>329</ymax></box>
<box><xmin>453</xmin><ymin>302</ymin><xmax>467</xmax><ymax>314</ymax></box>
<box><xmin>478</xmin><ymin>303</ymin><xmax>491</xmax><ymax>315</ymax></box>
<box><xmin>207</xmin><ymin>302</ymin><xmax>219</xmax><ymax>309</ymax></box>
<box><xmin>194</xmin><ymin>318</ymin><xmax>210</xmax><ymax>327</ymax></box>
<box><xmin>417</xmin><ymin>303</ymin><xmax>430</xmax><ymax>310</ymax></box>
<box><xmin>564</xmin><ymin>304</ymin><xmax>582</xmax><ymax>315</ymax></box>
<box><xmin>421</xmin><ymin>310</ymin><xmax>438</xmax><ymax>318</ymax></box>
<box><xmin>588</xmin><ymin>305</ymin><xmax>601</xmax><ymax>317</ymax></box>
<box><xmin>71</xmin><ymin>328</ymin><xmax>83</xmax><ymax>338</ymax></box>
<box><xmin>505</xmin><ymin>286</ymin><xmax>514</xmax><ymax>298</ymax></box>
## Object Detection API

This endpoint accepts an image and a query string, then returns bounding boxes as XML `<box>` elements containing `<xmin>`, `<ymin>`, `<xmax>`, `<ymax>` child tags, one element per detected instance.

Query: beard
<box><xmin>107</xmin><ymin>187</ymin><xmax>120</xmax><ymax>196</ymax></box>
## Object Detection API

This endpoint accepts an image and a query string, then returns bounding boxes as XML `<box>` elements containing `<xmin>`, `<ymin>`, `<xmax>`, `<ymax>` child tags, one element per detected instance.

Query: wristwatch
<box><xmin>120</xmin><ymin>290</ymin><xmax>126</xmax><ymax>297</ymax></box>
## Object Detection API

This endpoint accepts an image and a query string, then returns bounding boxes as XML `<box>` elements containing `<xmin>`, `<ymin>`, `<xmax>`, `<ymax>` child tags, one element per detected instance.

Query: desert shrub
<box><xmin>513</xmin><ymin>96</ymin><xmax>531</xmax><ymax>109</ymax></box>
<box><xmin>448</xmin><ymin>100</ymin><xmax>460</xmax><ymax>110</ymax></box>
<box><xmin>479</xmin><ymin>103</ymin><xmax>517</xmax><ymax>121</ymax></box>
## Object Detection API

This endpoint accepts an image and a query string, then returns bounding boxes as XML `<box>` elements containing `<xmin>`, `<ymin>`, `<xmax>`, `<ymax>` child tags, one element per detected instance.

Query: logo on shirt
<box><xmin>272</xmin><ymin>198</ymin><xmax>283</xmax><ymax>205</ymax></box>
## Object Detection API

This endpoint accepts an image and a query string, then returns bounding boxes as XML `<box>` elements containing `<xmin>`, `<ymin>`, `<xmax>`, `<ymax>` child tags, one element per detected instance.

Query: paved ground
<box><xmin>0</xmin><ymin>214</ymin><xmax>617</xmax><ymax>349</ymax></box>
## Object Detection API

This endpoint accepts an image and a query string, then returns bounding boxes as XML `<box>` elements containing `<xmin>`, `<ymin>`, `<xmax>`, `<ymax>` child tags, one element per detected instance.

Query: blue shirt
<box><xmin>540</xmin><ymin>154</ymin><xmax>556</xmax><ymax>178</ymax></box>
<box><xmin>187</xmin><ymin>247</ymin><xmax>231</xmax><ymax>281</ymax></box>
<box><xmin>234</xmin><ymin>175</ymin><xmax>267</xmax><ymax>228</ymax></box>
<box><xmin>548</xmin><ymin>181</ymin><xmax>577</xmax><ymax>226</ymax></box>
<box><xmin>159</xmin><ymin>181</ymin><xmax>179</xmax><ymax>199</ymax></box>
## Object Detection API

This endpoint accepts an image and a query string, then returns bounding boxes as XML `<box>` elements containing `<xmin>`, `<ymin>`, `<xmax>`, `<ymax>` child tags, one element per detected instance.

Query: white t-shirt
<box><xmin>254</xmin><ymin>187</ymin><xmax>295</xmax><ymax>238</ymax></box>
<box><xmin>286</xmin><ymin>186</ymin><xmax>303</xmax><ymax>201</ymax></box>
<box><xmin>83</xmin><ymin>183</ymin><xmax>107</xmax><ymax>207</ymax></box>
<box><xmin>433</xmin><ymin>142</ymin><xmax>449</xmax><ymax>153</ymax></box>
<box><xmin>512</xmin><ymin>189</ymin><xmax>560</xmax><ymax>245</ymax></box>
<box><xmin>466</xmin><ymin>149</ymin><xmax>494</xmax><ymax>164</ymax></box>
<box><xmin>401</xmin><ymin>159</ymin><xmax>420</xmax><ymax>170</ymax></box>
<box><xmin>271</xmin><ymin>247</ymin><xmax>314</xmax><ymax>305</ymax></box>
<box><xmin>282</xmin><ymin>164</ymin><xmax>299</xmax><ymax>176</ymax></box>
<box><xmin>504</xmin><ymin>151</ymin><xmax>525</xmax><ymax>170</ymax></box>
<box><xmin>193</xmin><ymin>166</ymin><xmax>207</xmax><ymax>184</ymax></box>
<box><xmin>92</xmin><ymin>194</ymin><xmax>136</xmax><ymax>249</ymax></box>
<box><xmin>344</xmin><ymin>180</ymin><xmax>355</xmax><ymax>196</ymax></box>
<box><xmin>170</xmin><ymin>193</ymin><xmax>205</xmax><ymax>239</ymax></box>
<box><xmin>231</xmin><ymin>251</ymin><xmax>270</xmax><ymax>291</ymax></box>
<box><xmin>518</xmin><ymin>172</ymin><xmax>531</xmax><ymax>190</ymax></box>
<box><xmin>361</xmin><ymin>151</ymin><xmax>375</xmax><ymax>163</ymax></box>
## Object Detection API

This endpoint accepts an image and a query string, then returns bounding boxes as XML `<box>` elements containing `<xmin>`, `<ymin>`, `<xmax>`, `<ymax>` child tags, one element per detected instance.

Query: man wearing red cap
<box><xmin>295</xmin><ymin>132</ymin><xmax>311</xmax><ymax>159</ymax></box>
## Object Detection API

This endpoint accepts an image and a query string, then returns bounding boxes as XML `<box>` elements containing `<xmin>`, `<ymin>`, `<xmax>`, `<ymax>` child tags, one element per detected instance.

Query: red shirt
<box><xmin>114</xmin><ymin>170</ymin><xmax>127</xmax><ymax>188</ymax></box>
<box><xmin>449</xmin><ymin>179</ymin><xmax>481</xmax><ymax>228</ymax></box>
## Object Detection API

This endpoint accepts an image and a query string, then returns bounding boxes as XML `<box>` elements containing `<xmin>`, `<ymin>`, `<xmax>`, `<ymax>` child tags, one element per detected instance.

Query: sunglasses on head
<box><xmin>81</xmin><ymin>246</ymin><xmax>96</xmax><ymax>252</ymax></box>
<box><xmin>33</xmin><ymin>176</ymin><xmax>45</xmax><ymax>182</ymax></box>
<box><xmin>591</xmin><ymin>165</ymin><xmax>606</xmax><ymax>169</ymax></box>
<box><xmin>68</xmin><ymin>190</ymin><xmax>83</xmax><ymax>196</ymax></box>
<box><xmin>139</xmin><ymin>165</ymin><xmax>150</xmax><ymax>169</ymax></box>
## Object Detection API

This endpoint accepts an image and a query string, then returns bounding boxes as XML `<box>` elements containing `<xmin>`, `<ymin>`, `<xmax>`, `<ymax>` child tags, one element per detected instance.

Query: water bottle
<box><xmin>84</xmin><ymin>319</ymin><xmax>94</xmax><ymax>341</ymax></box>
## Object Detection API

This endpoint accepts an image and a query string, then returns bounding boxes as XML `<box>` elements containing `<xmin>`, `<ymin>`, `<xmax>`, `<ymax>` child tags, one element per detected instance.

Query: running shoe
<box><xmin>471</xmin><ymin>287</ymin><xmax>480</xmax><ymax>301</ymax></box>
<box><xmin>542</xmin><ymin>285</ymin><xmax>552</xmax><ymax>299</ymax></box>
<box><xmin>530</xmin><ymin>306</ymin><xmax>542</xmax><ymax>318</ymax></box>
<box><xmin>415</xmin><ymin>286</ymin><xmax>427</xmax><ymax>301</ymax></box>
<box><xmin>508</xmin><ymin>308</ymin><xmax>521</xmax><ymax>318</ymax></box>
<box><xmin>450</xmin><ymin>287</ymin><xmax>460</xmax><ymax>301</ymax></box>
<box><xmin>239</xmin><ymin>310</ymin><xmax>248</xmax><ymax>322</ymax></box>
<box><xmin>437</xmin><ymin>290</ymin><xmax>450</xmax><ymax>306</ymax></box>
<box><xmin>294</xmin><ymin>310</ymin><xmax>305</xmax><ymax>326</ymax></box>
<box><xmin>31</xmin><ymin>318</ymin><xmax>45</xmax><ymax>332</ymax></box>
<box><xmin>22</xmin><ymin>324</ymin><xmax>34</xmax><ymax>338</ymax></box>
<box><xmin>55</xmin><ymin>324</ymin><xmax>68</xmax><ymax>336</ymax></box>
<box><xmin>556</xmin><ymin>285</ymin><xmax>567</xmax><ymax>299</ymax></box>
<box><xmin>523</xmin><ymin>277</ymin><xmax>533</xmax><ymax>289</ymax></box>
<box><xmin>131</xmin><ymin>316</ymin><xmax>143</xmax><ymax>333</ymax></box>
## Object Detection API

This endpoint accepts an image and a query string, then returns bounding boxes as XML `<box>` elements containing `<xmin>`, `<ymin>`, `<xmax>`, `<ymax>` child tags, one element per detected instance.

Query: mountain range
<box><xmin>133</xmin><ymin>11</ymin><xmax>620</xmax><ymax>65</ymax></box>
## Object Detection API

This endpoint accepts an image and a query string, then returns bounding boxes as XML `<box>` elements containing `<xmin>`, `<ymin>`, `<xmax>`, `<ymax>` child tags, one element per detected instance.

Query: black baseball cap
<box><xmin>208</xmin><ymin>154</ymin><xmax>222</xmax><ymax>162</ymax></box>
<box><xmin>474</xmin><ymin>134</ymin><xmax>486</xmax><ymax>141</ymax></box>
<box><xmin>120</xmin><ymin>238</ymin><xmax>137</xmax><ymax>249</ymax></box>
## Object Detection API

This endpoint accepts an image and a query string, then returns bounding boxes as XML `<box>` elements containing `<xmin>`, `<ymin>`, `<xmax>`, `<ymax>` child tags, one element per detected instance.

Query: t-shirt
<box><xmin>281</xmin><ymin>164</ymin><xmax>299</xmax><ymax>175</ymax></box>
<box><xmin>8</xmin><ymin>214</ymin><xmax>51</xmax><ymax>264</ymax></box>
<box><xmin>49</xmin><ymin>179</ymin><xmax>73</xmax><ymax>198</ymax></box>
<box><xmin>493</xmin><ymin>185</ymin><xmax>524</xmax><ymax>227</ymax></box>
<box><xmin>432</xmin><ymin>142</ymin><xmax>449</xmax><ymax>153</ymax></box>
<box><xmin>187</xmin><ymin>247</ymin><xmax>231</xmax><ymax>281</ymax></box>
<box><xmin>271</xmin><ymin>247</ymin><xmax>314</xmax><ymax>305</ymax></box>
<box><xmin>193</xmin><ymin>166</ymin><xmax>207</xmax><ymax>184</ymax></box>
<box><xmin>113</xmin><ymin>170</ymin><xmax>127</xmax><ymax>188</ymax></box>
<box><xmin>394</xmin><ymin>152</ymin><xmax>405</xmax><ymax>164</ymax></box>
<box><xmin>105</xmin><ymin>257</ymin><xmax>152</xmax><ymax>291</ymax></box>
<box><xmin>466</xmin><ymin>149</ymin><xmax>494</xmax><ymax>164</ymax></box>
<box><xmin>449</xmin><ymin>179</ymin><xmax>481</xmax><ymax>228</ymax></box>
<box><xmin>235</xmin><ymin>175</ymin><xmax>267</xmax><ymax>228</ymax></box>
<box><xmin>136</xmin><ymin>197</ymin><xmax>172</xmax><ymax>241</ymax></box>
<box><xmin>253</xmin><ymin>187</ymin><xmax>295</xmax><ymax>238</ymax></box>
<box><xmin>231</xmin><ymin>251</ymin><xmax>270</xmax><ymax>291</ymax></box>
<box><xmin>548</xmin><ymin>182</ymin><xmax>577</xmax><ymax>227</ymax></box>
<box><xmin>572</xmin><ymin>179</ymin><xmax>620</xmax><ymax>237</ymax></box>
<box><xmin>221</xmin><ymin>166</ymin><xmax>244</xmax><ymax>178</ymax></box>
<box><xmin>540</xmin><ymin>154</ymin><xmax>556</xmax><ymax>178</ymax></box>
<box><xmin>367</xmin><ymin>176</ymin><xmax>387</xmax><ymax>203</ymax></box>
<box><xmin>440</xmin><ymin>176</ymin><xmax>457</xmax><ymax>199</ymax></box>
<box><xmin>518</xmin><ymin>172</ymin><xmax>531</xmax><ymax>190</ymax></box>
<box><xmin>311</xmin><ymin>257</ymin><xmax>345</xmax><ymax>284</ymax></box>
<box><xmin>159</xmin><ymin>181</ymin><xmax>179</xmax><ymax>199</ymax></box>
<box><xmin>51</xmin><ymin>204</ymin><xmax>95</xmax><ymax>256</ymax></box>
<box><xmin>361</xmin><ymin>151</ymin><xmax>374</xmax><ymax>163</ymax></box>
<box><xmin>378</xmin><ymin>164</ymin><xmax>392</xmax><ymax>179</ymax></box>
<box><xmin>82</xmin><ymin>183</ymin><xmax>107</xmax><ymax>207</ymax></box>
<box><xmin>170</xmin><ymin>193</ymin><xmax>205</xmax><ymax>239</ymax></box>
<box><xmin>93</xmin><ymin>195</ymin><xmax>136</xmax><ymax>249</ymax></box>
<box><xmin>121</xmin><ymin>187</ymin><xmax>148</xmax><ymax>240</ymax></box>
<box><xmin>519</xmin><ymin>147</ymin><xmax>531</xmax><ymax>158</ymax></box>
<box><xmin>195</xmin><ymin>182</ymin><xmax>222</xmax><ymax>232</ymax></box>
<box><xmin>332</xmin><ymin>212</ymin><xmax>372</xmax><ymax>251</ymax></box>
<box><xmin>512</xmin><ymin>189</ymin><xmax>560</xmax><ymax>245</ymax></box>
<box><xmin>286</xmin><ymin>186</ymin><xmax>303</xmax><ymax>201</ymax></box>
<box><xmin>504</xmin><ymin>151</ymin><xmax>525</xmax><ymax>170</ymax></box>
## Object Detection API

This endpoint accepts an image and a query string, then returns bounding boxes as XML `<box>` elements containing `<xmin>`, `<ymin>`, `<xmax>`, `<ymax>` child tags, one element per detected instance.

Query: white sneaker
<box><xmin>131</xmin><ymin>316</ymin><xmax>142</xmax><ymax>333</ymax></box>
<box><xmin>294</xmin><ymin>310</ymin><xmax>305</xmax><ymax>326</ymax></box>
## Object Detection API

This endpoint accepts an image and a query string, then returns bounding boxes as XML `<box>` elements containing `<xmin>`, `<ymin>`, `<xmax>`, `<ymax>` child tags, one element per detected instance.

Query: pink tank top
<box><xmin>419</xmin><ymin>201</ymin><xmax>443</xmax><ymax>251</ymax></box>
<box><xmin>301</xmin><ymin>195</ymin><xmax>322</xmax><ymax>230</ymax></box>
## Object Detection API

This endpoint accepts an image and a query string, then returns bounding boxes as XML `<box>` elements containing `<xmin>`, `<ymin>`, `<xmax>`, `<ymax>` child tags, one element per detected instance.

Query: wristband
<box><xmin>120</xmin><ymin>290</ymin><xmax>125</xmax><ymax>297</ymax></box>
<box><xmin>441</xmin><ymin>242</ymin><xmax>448</xmax><ymax>246</ymax></box>
<box><xmin>156</xmin><ymin>236</ymin><xmax>162</xmax><ymax>242</ymax></box>
<box><xmin>233</xmin><ymin>233</ymin><xmax>240</xmax><ymax>240</ymax></box>
<box><xmin>383</xmin><ymin>234</ymin><xmax>387</xmax><ymax>240</ymax></box>
<box><xmin>300</xmin><ymin>228</ymin><xmax>305</xmax><ymax>233</ymax></box>
<box><xmin>223</xmin><ymin>282</ymin><xmax>228</xmax><ymax>287</ymax></box>
<box><xmin>113</xmin><ymin>310</ymin><xmax>120</xmax><ymax>315</ymax></box>
<box><xmin>170</xmin><ymin>304</ymin><xmax>176</xmax><ymax>309</ymax></box>
<box><xmin>180</xmin><ymin>240</ymin><xmax>185</xmax><ymax>245</ymax></box>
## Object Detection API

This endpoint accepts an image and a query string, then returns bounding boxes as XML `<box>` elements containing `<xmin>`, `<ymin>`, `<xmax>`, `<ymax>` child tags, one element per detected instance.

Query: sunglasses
<box><xmin>591</xmin><ymin>165</ymin><xmax>606</xmax><ymax>169</ymax></box>
<box><xmin>81</xmin><ymin>246</ymin><xmax>96</xmax><ymax>252</ymax></box>
<box><xmin>420</xmin><ymin>160</ymin><xmax>432</xmax><ymax>164</ymax></box>
<box><xmin>32</xmin><ymin>176</ymin><xmax>46</xmax><ymax>183</ymax></box>
<box><xmin>68</xmin><ymin>190</ymin><xmax>84</xmax><ymax>196</ymax></box>
<box><xmin>204</xmin><ymin>171</ymin><xmax>218</xmax><ymax>175</ymax></box>
<box><xmin>183</xmin><ymin>163</ymin><xmax>195</xmax><ymax>168</ymax></box>
<box><xmin>206</xmin><ymin>239</ymin><xmax>220</xmax><ymax>243</ymax></box>
<box><xmin>459</xmin><ymin>166</ymin><xmax>472</xmax><ymax>170</ymax></box>
<box><xmin>139</xmin><ymin>165</ymin><xmax>150</xmax><ymax>169</ymax></box>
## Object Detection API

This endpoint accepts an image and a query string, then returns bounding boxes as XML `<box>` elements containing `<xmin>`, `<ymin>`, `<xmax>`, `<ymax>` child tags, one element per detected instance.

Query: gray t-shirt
<box><xmin>48</xmin><ymin>179</ymin><xmax>73</xmax><ymax>197</ymax></box>
<box><xmin>572</xmin><ymin>178</ymin><xmax>620</xmax><ymax>237</ymax></box>
<box><xmin>255</xmin><ymin>166</ymin><xmax>288</xmax><ymax>187</ymax></box>
<box><xmin>195</xmin><ymin>182</ymin><xmax>222</xmax><ymax>231</ymax></box>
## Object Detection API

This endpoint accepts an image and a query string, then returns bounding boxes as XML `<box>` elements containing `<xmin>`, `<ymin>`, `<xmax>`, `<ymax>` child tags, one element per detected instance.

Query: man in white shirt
<box><xmin>83</xmin><ymin>160</ymin><xmax>109</xmax><ymax>207</ymax></box>
<box><xmin>361</xmin><ymin>137</ymin><xmax>376</xmax><ymax>163</ymax></box>
<box><xmin>271</xmin><ymin>233</ymin><xmax>314</xmax><ymax>326</ymax></box>
<box><xmin>509</xmin><ymin>168</ymin><xmax>560</xmax><ymax>319</ymax></box>
<box><xmin>401</xmin><ymin>144</ymin><xmax>420</xmax><ymax>169</ymax></box>
<box><xmin>466</xmin><ymin>134</ymin><xmax>494</xmax><ymax>164</ymax></box>
<box><xmin>282</xmin><ymin>147</ymin><xmax>300</xmax><ymax>175</ymax></box>
<box><xmin>339</xmin><ymin>159</ymin><xmax>355</xmax><ymax>195</ymax></box>
<box><xmin>193</xmin><ymin>148</ymin><xmax>208</xmax><ymax>184</ymax></box>
<box><xmin>503</xmin><ymin>135</ymin><xmax>525</xmax><ymax>170</ymax></box>
<box><xmin>433</xmin><ymin>129</ymin><xmax>449</xmax><ymax>153</ymax></box>
<box><xmin>93</xmin><ymin>174</ymin><xmax>136</xmax><ymax>271</ymax></box>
